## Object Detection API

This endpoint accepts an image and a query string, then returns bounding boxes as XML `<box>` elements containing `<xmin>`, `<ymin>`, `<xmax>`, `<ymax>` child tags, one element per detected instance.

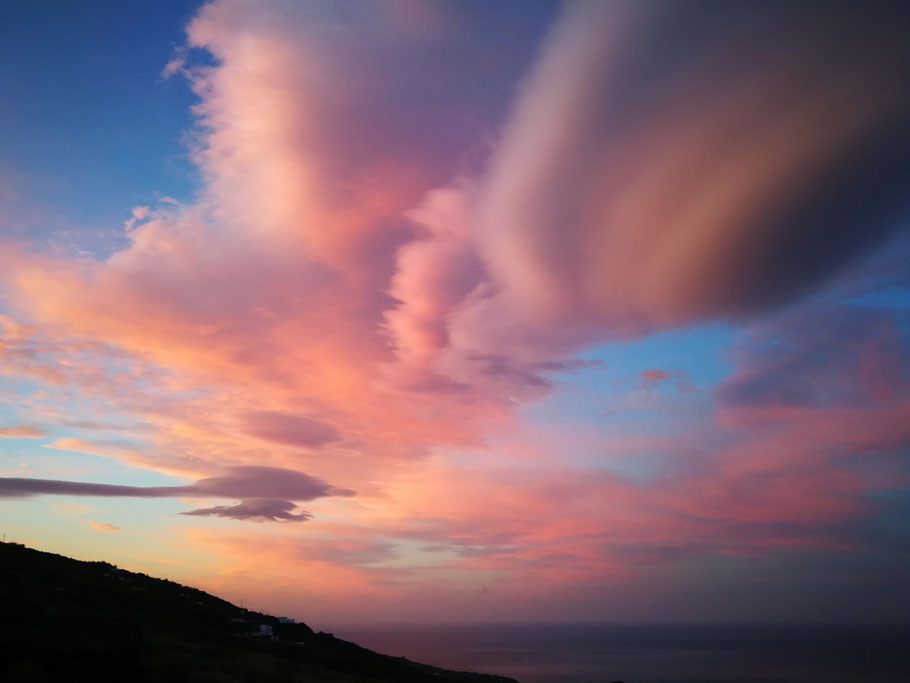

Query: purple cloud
<box><xmin>243</xmin><ymin>412</ymin><xmax>340</xmax><ymax>448</ymax></box>
<box><xmin>0</xmin><ymin>478</ymin><xmax>172</xmax><ymax>498</ymax></box>
<box><xmin>190</xmin><ymin>466</ymin><xmax>354</xmax><ymax>500</ymax></box>
<box><xmin>180</xmin><ymin>498</ymin><xmax>313</xmax><ymax>522</ymax></box>
<box><xmin>0</xmin><ymin>466</ymin><xmax>353</xmax><ymax>523</ymax></box>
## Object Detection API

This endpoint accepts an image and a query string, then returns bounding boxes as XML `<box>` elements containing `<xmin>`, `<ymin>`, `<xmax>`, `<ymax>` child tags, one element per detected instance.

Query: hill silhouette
<box><xmin>0</xmin><ymin>541</ymin><xmax>518</xmax><ymax>683</ymax></box>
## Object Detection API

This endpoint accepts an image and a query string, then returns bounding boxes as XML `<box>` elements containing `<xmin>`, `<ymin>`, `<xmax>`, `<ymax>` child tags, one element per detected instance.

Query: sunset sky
<box><xmin>1</xmin><ymin>0</ymin><xmax>909</xmax><ymax>626</ymax></box>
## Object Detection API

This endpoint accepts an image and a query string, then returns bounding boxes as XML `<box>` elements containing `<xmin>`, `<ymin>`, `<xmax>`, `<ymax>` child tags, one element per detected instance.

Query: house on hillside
<box><xmin>230</xmin><ymin>618</ymin><xmax>274</xmax><ymax>638</ymax></box>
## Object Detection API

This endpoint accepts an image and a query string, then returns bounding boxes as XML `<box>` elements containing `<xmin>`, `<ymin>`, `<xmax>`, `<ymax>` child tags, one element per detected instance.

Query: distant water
<box><xmin>331</xmin><ymin>623</ymin><xmax>909</xmax><ymax>683</ymax></box>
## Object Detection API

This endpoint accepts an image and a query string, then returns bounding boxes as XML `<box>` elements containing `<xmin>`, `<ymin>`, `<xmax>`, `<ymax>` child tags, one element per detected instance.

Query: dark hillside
<box><xmin>0</xmin><ymin>541</ymin><xmax>517</xmax><ymax>683</ymax></box>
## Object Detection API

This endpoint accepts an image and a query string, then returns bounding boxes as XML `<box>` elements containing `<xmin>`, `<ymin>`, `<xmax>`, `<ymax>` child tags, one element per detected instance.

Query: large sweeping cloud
<box><xmin>2</xmin><ymin>1</ymin><xmax>906</xmax><ymax>446</ymax></box>
<box><xmin>422</xmin><ymin>1</ymin><xmax>910</xmax><ymax>378</ymax></box>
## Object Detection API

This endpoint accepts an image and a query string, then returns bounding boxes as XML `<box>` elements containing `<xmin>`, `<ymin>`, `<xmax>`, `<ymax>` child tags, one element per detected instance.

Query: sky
<box><xmin>1</xmin><ymin>0</ymin><xmax>909</xmax><ymax>626</ymax></box>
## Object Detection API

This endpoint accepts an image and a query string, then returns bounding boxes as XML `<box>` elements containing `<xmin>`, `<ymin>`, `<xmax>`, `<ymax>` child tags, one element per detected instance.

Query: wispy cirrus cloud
<box><xmin>86</xmin><ymin>520</ymin><xmax>120</xmax><ymax>532</ymax></box>
<box><xmin>0</xmin><ymin>424</ymin><xmax>47</xmax><ymax>438</ymax></box>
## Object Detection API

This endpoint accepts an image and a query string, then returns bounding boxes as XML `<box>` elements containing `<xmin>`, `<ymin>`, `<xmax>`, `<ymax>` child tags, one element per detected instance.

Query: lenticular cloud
<box><xmin>181</xmin><ymin>499</ymin><xmax>314</xmax><ymax>523</ymax></box>
<box><xmin>0</xmin><ymin>466</ymin><xmax>352</xmax><ymax>523</ymax></box>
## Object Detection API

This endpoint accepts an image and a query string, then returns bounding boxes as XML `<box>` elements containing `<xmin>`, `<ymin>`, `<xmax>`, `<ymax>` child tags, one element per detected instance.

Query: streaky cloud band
<box><xmin>0</xmin><ymin>466</ymin><xmax>353</xmax><ymax>523</ymax></box>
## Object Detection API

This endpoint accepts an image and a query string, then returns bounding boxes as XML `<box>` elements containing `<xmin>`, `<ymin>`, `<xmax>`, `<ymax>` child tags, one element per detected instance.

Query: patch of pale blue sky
<box><xmin>522</xmin><ymin>324</ymin><xmax>734</xmax><ymax>427</ymax></box>
<box><xmin>0</xmin><ymin>0</ymin><xmax>203</xmax><ymax>256</ymax></box>
<box><xmin>0</xmin><ymin>436</ymin><xmax>186</xmax><ymax>487</ymax></box>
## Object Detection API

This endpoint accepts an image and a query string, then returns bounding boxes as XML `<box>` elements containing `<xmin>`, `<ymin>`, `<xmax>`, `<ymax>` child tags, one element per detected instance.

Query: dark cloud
<box><xmin>449</xmin><ymin>0</ymin><xmax>910</xmax><ymax>371</ymax></box>
<box><xmin>243</xmin><ymin>412</ymin><xmax>340</xmax><ymax>448</ymax></box>
<box><xmin>190</xmin><ymin>466</ymin><xmax>354</xmax><ymax>500</ymax></box>
<box><xmin>0</xmin><ymin>478</ymin><xmax>173</xmax><ymax>498</ymax></box>
<box><xmin>0</xmin><ymin>466</ymin><xmax>354</xmax><ymax>522</ymax></box>
<box><xmin>181</xmin><ymin>498</ymin><xmax>313</xmax><ymax>522</ymax></box>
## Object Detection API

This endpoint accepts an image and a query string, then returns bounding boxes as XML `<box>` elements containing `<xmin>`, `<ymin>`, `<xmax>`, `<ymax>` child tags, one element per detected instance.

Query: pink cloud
<box><xmin>640</xmin><ymin>369</ymin><xmax>670</xmax><ymax>383</ymax></box>
<box><xmin>0</xmin><ymin>424</ymin><xmax>47</xmax><ymax>439</ymax></box>
<box><xmin>123</xmin><ymin>205</ymin><xmax>151</xmax><ymax>231</ymax></box>
<box><xmin>86</xmin><ymin>520</ymin><xmax>120</xmax><ymax>532</ymax></box>
<box><xmin>383</xmin><ymin>186</ymin><xmax>483</xmax><ymax>386</ymax></box>
<box><xmin>243</xmin><ymin>412</ymin><xmax>340</xmax><ymax>449</ymax></box>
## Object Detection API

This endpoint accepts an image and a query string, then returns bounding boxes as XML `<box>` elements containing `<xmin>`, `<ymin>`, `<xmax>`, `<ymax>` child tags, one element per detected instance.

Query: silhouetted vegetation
<box><xmin>0</xmin><ymin>542</ymin><xmax>517</xmax><ymax>683</ymax></box>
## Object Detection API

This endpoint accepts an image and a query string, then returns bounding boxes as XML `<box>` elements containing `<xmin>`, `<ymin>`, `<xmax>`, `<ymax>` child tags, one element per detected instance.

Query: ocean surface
<box><xmin>330</xmin><ymin>623</ymin><xmax>909</xmax><ymax>683</ymax></box>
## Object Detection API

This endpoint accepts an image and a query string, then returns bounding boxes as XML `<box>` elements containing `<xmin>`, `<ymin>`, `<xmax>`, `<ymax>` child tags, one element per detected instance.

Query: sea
<box><xmin>330</xmin><ymin>623</ymin><xmax>909</xmax><ymax>683</ymax></box>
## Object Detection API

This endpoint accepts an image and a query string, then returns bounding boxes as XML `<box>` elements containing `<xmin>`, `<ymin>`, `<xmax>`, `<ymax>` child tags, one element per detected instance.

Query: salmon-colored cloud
<box><xmin>0</xmin><ymin>424</ymin><xmax>47</xmax><ymax>438</ymax></box>
<box><xmin>86</xmin><ymin>520</ymin><xmax>120</xmax><ymax>532</ymax></box>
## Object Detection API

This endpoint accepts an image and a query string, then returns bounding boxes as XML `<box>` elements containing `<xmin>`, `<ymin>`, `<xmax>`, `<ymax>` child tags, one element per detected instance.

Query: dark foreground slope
<box><xmin>0</xmin><ymin>541</ymin><xmax>517</xmax><ymax>683</ymax></box>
